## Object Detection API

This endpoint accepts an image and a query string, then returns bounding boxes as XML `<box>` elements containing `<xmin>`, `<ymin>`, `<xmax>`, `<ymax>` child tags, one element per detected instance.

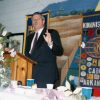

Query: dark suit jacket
<box><xmin>25</xmin><ymin>28</ymin><xmax>63</xmax><ymax>87</ymax></box>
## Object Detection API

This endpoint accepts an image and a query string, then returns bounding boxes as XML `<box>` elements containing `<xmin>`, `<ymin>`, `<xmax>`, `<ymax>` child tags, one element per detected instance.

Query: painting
<box><xmin>7</xmin><ymin>33</ymin><xmax>24</xmax><ymax>54</ymax></box>
<box><xmin>42</xmin><ymin>0</ymin><xmax>98</xmax><ymax>17</ymax></box>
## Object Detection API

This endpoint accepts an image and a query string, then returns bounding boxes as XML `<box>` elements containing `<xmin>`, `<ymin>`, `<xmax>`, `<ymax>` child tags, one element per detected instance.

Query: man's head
<box><xmin>32</xmin><ymin>12</ymin><xmax>45</xmax><ymax>31</ymax></box>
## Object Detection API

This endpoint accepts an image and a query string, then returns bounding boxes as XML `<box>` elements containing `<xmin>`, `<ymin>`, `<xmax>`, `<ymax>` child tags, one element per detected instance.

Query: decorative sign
<box><xmin>80</xmin><ymin>11</ymin><xmax>100</xmax><ymax>87</ymax></box>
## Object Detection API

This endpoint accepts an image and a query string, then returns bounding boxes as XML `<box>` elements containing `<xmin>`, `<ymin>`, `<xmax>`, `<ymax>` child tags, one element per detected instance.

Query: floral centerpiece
<box><xmin>0</xmin><ymin>23</ymin><xmax>16</xmax><ymax>88</ymax></box>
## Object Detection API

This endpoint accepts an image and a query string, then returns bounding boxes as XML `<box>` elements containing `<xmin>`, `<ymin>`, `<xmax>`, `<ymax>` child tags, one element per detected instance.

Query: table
<box><xmin>0</xmin><ymin>87</ymin><xmax>66</xmax><ymax>100</ymax></box>
<box><xmin>0</xmin><ymin>87</ymin><xmax>100</xmax><ymax>100</ymax></box>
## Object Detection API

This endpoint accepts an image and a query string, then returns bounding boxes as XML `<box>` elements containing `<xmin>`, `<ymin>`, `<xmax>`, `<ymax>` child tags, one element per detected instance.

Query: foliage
<box><xmin>0</xmin><ymin>23</ymin><xmax>16</xmax><ymax>88</ymax></box>
<box><xmin>0</xmin><ymin>23</ymin><xmax>16</xmax><ymax>63</ymax></box>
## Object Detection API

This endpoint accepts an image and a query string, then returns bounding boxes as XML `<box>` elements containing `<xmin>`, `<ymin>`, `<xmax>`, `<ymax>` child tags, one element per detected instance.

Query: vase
<box><xmin>0</xmin><ymin>64</ymin><xmax>11</xmax><ymax>88</ymax></box>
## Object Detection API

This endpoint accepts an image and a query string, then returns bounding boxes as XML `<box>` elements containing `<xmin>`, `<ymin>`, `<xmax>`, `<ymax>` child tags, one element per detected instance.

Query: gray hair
<box><xmin>32</xmin><ymin>12</ymin><xmax>45</xmax><ymax>20</ymax></box>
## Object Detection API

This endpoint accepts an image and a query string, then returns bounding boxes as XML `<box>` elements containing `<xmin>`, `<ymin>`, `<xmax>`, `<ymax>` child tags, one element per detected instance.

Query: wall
<box><xmin>0</xmin><ymin>0</ymin><xmax>63</xmax><ymax>33</ymax></box>
<box><xmin>0</xmin><ymin>0</ymin><xmax>99</xmax><ymax>33</ymax></box>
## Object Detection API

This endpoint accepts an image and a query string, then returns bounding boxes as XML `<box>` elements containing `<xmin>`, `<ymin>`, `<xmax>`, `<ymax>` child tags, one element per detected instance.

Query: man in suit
<box><xmin>25</xmin><ymin>12</ymin><xmax>63</xmax><ymax>88</ymax></box>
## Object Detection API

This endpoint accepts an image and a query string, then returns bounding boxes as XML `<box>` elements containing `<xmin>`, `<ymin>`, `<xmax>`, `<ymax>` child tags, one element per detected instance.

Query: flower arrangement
<box><xmin>0</xmin><ymin>23</ymin><xmax>16</xmax><ymax>88</ymax></box>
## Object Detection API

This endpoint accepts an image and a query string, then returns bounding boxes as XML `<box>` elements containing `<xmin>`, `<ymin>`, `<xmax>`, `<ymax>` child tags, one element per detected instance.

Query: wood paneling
<box><xmin>49</xmin><ymin>15</ymin><xmax>83</xmax><ymax>37</ymax></box>
<box><xmin>49</xmin><ymin>15</ymin><xmax>83</xmax><ymax>57</ymax></box>
<box><xmin>49</xmin><ymin>15</ymin><xmax>83</xmax><ymax>84</ymax></box>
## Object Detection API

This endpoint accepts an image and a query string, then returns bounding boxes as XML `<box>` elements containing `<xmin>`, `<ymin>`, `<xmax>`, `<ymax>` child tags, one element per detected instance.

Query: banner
<box><xmin>80</xmin><ymin>11</ymin><xmax>100</xmax><ymax>87</ymax></box>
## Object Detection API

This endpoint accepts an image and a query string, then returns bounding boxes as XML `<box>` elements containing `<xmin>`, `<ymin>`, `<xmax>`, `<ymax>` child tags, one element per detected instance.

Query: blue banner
<box><xmin>80</xmin><ymin>11</ymin><xmax>100</xmax><ymax>87</ymax></box>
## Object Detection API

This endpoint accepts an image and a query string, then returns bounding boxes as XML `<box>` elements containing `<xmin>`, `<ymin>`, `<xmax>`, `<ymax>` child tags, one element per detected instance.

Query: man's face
<box><xmin>32</xmin><ymin>14</ymin><xmax>45</xmax><ymax>31</ymax></box>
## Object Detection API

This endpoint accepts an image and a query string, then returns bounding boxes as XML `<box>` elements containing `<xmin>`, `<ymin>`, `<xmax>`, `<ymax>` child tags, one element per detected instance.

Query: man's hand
<box><xmin>43</xmin><ymin>30</ymin><xmax>52</xmax><ymax>45</ymax></box>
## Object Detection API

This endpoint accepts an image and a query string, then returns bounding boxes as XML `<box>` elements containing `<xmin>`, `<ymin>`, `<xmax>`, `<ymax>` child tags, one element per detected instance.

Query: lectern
<box><xmin>10</xmin><ymin>52</ymin><xmax>37</xmax><ymax>85</ymax></box>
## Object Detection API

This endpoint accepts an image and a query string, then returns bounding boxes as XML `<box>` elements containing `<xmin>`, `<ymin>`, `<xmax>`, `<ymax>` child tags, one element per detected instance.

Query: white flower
<box><xmin>81</xmin><ymin>42</ymin><xmax>85</xmax><ymax>48</ymax></box>
<box><xmin>57</xmin><ymin>86</ymin><xmax>68</xmax><ymax>91</ymax></box>
<box><xmin>64</xmin><ymin>90</ymin><xmax>73</xmax><ymax>97</ymax></box>
<box><xmin>0</xmin><ymin>56</ymin><xmax>4</xmax><ymax>61</ymax></box>
<box><xmin>0</xmin><ymin>51</ymin><xmax>4</xmax><ymax>56</ymax></box>
<box><xmin>65</xmin><ymin>80</ymin><xmax>71</xmax><ymax>90</ymax></box>
<box><xmin>2</xmin><ymin>29</ymin><xmax>7</xmax><ymax>36</ymax></box>
<box><xmin>0</xmin><ymin>68</ymin><xmax>5</xmax><ymax>73</ymax></box>
<box><xmin>9</xmin><ymin>48</ymin><xmax>16</xmax><ymax>57</ymax></box>
<box><xmin>9</xmin><ymin>48</ymin><xmax>14</xmax><ymax>53</ymax></box>
<box><xmin>69</xmin><ymin>75</ymin><xmax>74</xmax><ymax>81</ymax></box>
<box><xmin>0</xmin><ymin>74</ymin><xmax>4</xmax><ymax>78</ymax></box>
<box><xmin>10</xmin><ymin>51</ymin><xmax>16</xmax><ymax>57</ymax></box>
<box><xmin>73</xmin><ymin>87</ymin><xmax>82</xmax><ymax>94</ymax></box>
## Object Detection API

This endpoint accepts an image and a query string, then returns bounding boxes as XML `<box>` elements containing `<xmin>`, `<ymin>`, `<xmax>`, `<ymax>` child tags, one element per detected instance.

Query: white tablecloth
<box><xmin>0</xmin><ymin>87</ymin><xmax>100</xmax><ymax>100</ymax></box>
<box><xmin>0</xmin><ymin>87</ymin><xmax>44</xmax><ymax>100</ymax></box>
<box><xmin>0</xmin><ymin>87</ymin><xmax>66</xmax><ymax>100</ymax></box>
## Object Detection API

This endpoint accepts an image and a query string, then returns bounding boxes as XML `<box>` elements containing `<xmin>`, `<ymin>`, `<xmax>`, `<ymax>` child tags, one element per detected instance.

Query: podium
<box><xmin>9</xmin><ymin>52</ymin><xmax>37</xmax><ymax>85</ymax></box>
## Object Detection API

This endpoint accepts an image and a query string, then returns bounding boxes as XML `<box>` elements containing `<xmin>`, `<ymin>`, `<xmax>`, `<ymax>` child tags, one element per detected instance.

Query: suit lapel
<box><xmin>27</xmin><ymin>33</ymin><xmax>35</xmax><ymax>50</ymax></box>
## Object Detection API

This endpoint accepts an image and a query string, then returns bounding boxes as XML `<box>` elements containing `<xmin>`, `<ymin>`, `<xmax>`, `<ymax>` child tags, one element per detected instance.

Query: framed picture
<box><xmin>7</xmin><ymin>33</ymin><xmax>24</xmax><ymax>54</ymax></box>
<box><xmin>26</xmin><ymin>11</ymin><xmax>50</xmax><ymax>36</ymax></box>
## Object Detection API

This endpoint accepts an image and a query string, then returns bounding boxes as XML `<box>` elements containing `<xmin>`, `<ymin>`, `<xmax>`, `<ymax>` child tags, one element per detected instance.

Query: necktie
<box><xmin>30</xmin><ymin>32</ymin><xmax>38</xmax><ymax>53</ymax></box>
